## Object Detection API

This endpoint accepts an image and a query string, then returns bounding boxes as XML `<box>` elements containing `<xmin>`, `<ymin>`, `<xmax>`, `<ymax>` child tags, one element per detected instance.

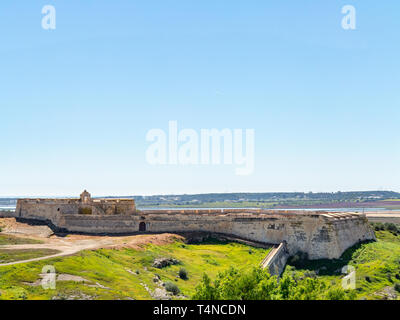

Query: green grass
<box><xmin>284</xmin><ymin>230</ymin><xmax>400</xmax><ymax>300</ymax></box>
<box><xmin>140</xmin><ymin>199</ymin><xmax>398</xmax><ymax>209</ymax></box>
<box><xmin>382</xmin><ymin>205</ymin><xmax>400</xmax><ymax>210</ymax></box>
<box><xmin>0</xmin><ymin>239</ymin><xmax>270</xmax><ymax>300</ymax></box>
<box><xmin>0</xmin><ymin>234</ymin><xmax>44</xmax><ymax>245</ymax></box>
<box><xmin>0</xmin><ymin>249</ymin><xmax>60</xmax><ymax>264</ymax></box>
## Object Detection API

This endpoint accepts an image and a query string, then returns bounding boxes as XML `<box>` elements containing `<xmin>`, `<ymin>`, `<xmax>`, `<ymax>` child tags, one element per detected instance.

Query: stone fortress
<box><xmin>14</xmin><ymin>190</ymin><xmax>376</xmax><ymax>269</ymax></box>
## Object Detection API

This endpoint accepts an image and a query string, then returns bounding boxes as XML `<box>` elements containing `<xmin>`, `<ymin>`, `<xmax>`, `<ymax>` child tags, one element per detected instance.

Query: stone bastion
<box><xmin>13</xmin><ymin>191</ymin><xmax>376</xmax><ymax>260</ymax></box>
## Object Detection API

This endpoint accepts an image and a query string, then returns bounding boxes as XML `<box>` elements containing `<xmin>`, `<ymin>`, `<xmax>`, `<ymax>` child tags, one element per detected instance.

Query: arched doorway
<box><xmin>139</xmin><ymin>222</ymin><xmax>146</xmax><ymax>232</ymax></box>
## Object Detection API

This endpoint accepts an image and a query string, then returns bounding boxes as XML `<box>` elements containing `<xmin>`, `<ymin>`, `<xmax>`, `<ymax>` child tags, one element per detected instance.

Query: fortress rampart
<box><xmin>13</xmin><ymin>191</ymin><xmax>376</xmax><ymax>260</ymax></box>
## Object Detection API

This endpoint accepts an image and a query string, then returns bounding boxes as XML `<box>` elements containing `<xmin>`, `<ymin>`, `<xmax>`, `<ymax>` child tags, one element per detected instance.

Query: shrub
<box><xmin>165</xmin><ymin>282</ymin><xmax>180</xmax><ymax>295</ymax></box>
<box><xmin>179</xmin><ymin>268</ymin><xmax>188</xmax><ymax>280</ymax></box>
<box><xmin>325</xmin><ymin>287</ymin><xmax>355</xmax><ymax>300</ymax></box>
<box><xmin>394</xmin><ymin>283</ymin><xmax>400</xmax><ymax>293</ymax></box>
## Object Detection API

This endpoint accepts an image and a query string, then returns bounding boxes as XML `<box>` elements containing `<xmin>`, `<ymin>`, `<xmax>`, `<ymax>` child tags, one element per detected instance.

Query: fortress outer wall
<box><xmin>14</xmin><ymin>198</ymin><xmax>375</xmax><ymax>260</ymax></box>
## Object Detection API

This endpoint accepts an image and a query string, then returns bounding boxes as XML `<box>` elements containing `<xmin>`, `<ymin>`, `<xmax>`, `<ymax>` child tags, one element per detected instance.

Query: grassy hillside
<box><xmin>0</xmin><ymin>239</ymin><xmax>270</xmax><ymax>300</ymax></box>
<box><xmin>284</xmin><ymin>228</ymin><xmax>400</xmax><ymax>300</ymax></box>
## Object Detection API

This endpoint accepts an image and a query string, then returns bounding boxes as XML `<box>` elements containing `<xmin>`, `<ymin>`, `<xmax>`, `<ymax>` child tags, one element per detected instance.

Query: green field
<box><xmin>283</xmin><ymin>229</ymin><xmax>400</xmax><ymax>300</ymax></box>
<box><xmin>0</xmin><ymin>249</ymin><xmax>60</xmax><ymax>264</ymax></box>
<box><xmin>0</xmin><ymin>239</ymin><xmax>270</xmax><ymax>300</ymax></box>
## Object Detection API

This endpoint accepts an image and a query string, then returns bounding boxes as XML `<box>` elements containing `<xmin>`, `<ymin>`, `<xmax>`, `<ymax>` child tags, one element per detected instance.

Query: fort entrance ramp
<box><xmin>13</xmin><ymin>191</ymin><xmax>376</xmax><ymax>260</ymax></box>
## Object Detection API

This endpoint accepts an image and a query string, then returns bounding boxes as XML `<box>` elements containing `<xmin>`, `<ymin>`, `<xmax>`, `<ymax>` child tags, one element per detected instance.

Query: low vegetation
<box><xmin>164</xmin><ymin>282</ymin><xmax>180</xmax><ymax>295</ymax></box>
<box><xmin>0</xmin><ymin>239</ymin><xmax>270</xmax><ymax>300</ymax></box>
<box><xmin>3</xmin><ymin>223</ymin><xmax>400</xmax><ymax>300</ymax></box>
<box><xmin>0</xmin><ymin>234</ymin><xmax>44</xmax><ymax>245</ymax></box>
<box><xmin>179</xmin><ymin>268</ymin><xmax>188</xmax><ymax>280</ymax></box>
<box><xmin>133</xmin><ymin>191</ymin><xmax>400</xmax><ymax>209</ymax></box>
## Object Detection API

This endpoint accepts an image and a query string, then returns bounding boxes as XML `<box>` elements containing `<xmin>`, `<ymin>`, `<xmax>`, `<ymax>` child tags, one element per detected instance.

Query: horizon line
<box><xmin>0</xmin><ymin>189</ymin><xmax>399</xmax><ymax>199</ymax></box>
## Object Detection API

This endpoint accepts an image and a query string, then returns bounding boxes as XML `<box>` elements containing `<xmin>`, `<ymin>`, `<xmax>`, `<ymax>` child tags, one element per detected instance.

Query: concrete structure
<box><xmin>13</xmin><ymin>191</ymin><xmax>376</xmax><ymax>260</ymax></box>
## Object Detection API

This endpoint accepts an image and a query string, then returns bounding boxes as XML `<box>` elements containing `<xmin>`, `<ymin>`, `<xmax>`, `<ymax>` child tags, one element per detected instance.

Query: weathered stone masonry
<box><xmin>14</xmin><ymin>191</ymin><xmax>376</xmax><ymax>260</ymax></box>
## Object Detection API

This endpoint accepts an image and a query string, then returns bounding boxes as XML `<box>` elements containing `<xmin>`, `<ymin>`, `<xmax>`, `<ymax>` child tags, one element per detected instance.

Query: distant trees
<box><xmin>192</xmin><ymin>267</ymin><xmax>355</xmax><ymax>300</ymax></box>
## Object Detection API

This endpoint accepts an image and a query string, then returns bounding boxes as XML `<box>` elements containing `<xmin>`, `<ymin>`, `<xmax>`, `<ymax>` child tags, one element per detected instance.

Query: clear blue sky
<box><xmin>0</xmin><ymin>1</ymin><xmax>399</xmax><ymax>196</ymax></box>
